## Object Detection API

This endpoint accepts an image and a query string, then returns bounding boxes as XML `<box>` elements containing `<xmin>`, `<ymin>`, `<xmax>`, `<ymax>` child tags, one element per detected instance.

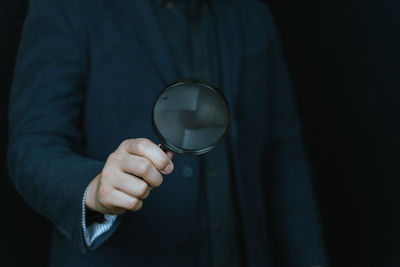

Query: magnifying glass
<box><xmin>152</xmin><ymin>79</ymin><xmax>230</xmax><ymax>155</ymax></box>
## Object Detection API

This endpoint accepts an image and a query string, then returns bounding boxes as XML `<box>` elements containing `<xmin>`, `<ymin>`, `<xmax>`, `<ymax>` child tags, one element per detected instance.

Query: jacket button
<box><xmin>182</xmin><ymin>165</ymin><xmax>193</xmax><ymax>178</ymax></box>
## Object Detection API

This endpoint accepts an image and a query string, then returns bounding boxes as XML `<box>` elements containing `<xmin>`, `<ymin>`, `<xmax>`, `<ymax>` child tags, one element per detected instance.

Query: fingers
<box><xmin>97</xmin><ymin>187</ymin><xmax>143</xmax><ymax>214</ymax></box>
<box><xmin>112</xmin><ymin>171</ymin><xmax>152</xmax><ymax>199</ymax></box>
<box><xmin>119</xmin><ymin>139</ymin><xmax>174</xmax><ymax>174</ymax></box>
<box><xmin>119</xmin><ymin>154</ymin><xmax>163</xmax><ymax>187</ymax></box>
<box><xmin>92</xmin><ymin>138</ymin><xmax>173</xmax><ymax>216</ymax></box>
<box><xmin>166</xmin><ymin>151</ymin><xmax>174</xmax><ymax>159</ymax></box>
<box><xmin>141</xmin><ymin>188</ymin><xmax>151</xmax><ymax>199</ymax></box>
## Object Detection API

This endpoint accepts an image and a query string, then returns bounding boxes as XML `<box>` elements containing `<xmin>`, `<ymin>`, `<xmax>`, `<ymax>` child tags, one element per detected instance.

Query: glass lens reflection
<box><xmin>153</xmin><ymin>81</ymin><xmax>229</xmax><ymax>153</ymax></box>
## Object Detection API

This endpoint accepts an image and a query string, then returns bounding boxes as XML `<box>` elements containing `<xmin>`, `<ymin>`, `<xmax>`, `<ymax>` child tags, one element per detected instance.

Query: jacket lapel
<box><xmin>111</xmin><ymin>0</ymin><xmax>178</xmax><ymax>84</ymax></box>
<box><xmin>214</xmin><ymin>1</ymin><xmax>240</xmax><ymax>108</ymax></box>
<box><xmin>110</xmin><ymin>0</ymin><xmax>270</xmax><ymax>264</ymax></box>
<box><xmin>215</xmin><ymin>2</ymin><xmax>271</xmax><ymax>266</ymax></box>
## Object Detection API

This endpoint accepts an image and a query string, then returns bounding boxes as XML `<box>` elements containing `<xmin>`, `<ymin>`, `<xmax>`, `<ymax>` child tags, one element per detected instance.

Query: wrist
<box><xmin>85</xmin><ymin>173</ymin><xmax>100</xmax><ymax>212</ymax></box>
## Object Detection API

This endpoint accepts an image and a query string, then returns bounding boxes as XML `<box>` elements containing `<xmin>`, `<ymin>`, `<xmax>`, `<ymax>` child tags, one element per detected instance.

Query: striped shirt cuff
<box><xmin>82</xmin><ymin>186</ymin><xmax>117</xmax><ymax>247</ymax></box>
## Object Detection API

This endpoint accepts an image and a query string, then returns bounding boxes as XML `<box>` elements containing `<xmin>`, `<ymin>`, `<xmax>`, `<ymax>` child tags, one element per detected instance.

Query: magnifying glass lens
<box><xmin>152</xmin><ymin>80</ymin><xmax>230</xmax><ymax>155</ymax></box>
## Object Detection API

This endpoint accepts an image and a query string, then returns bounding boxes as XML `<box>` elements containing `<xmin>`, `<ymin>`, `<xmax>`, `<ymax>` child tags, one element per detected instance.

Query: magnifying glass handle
<box><xmin>158</xmin><ymin>143</ymin><xmax>169</xmax><ymax>153</ymax></box>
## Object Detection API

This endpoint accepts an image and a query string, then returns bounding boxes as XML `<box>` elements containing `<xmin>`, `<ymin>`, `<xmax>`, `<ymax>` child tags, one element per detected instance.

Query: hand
<box><xmin>85</xmin><ymin>138</ymin><xmax>174</xmax><ymax>215</ymax></box>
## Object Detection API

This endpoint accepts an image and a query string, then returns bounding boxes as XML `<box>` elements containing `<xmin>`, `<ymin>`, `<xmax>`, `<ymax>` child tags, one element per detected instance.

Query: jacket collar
<box><xmin>112</xmin><ymin>0</ymin><xmax>179</xmax><ymax>84</ymax></box>
<box><xmin>111</xmin><ymin>0</ymin><xmax>241</xmax><ymax>104</ymax></box>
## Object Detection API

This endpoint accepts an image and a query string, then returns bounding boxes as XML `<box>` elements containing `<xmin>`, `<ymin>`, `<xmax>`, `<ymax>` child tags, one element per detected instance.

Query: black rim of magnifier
<box><xmin>152</xmin><ymin>79</ymin><xmax>230</xmax><ymax>155</ymax></box>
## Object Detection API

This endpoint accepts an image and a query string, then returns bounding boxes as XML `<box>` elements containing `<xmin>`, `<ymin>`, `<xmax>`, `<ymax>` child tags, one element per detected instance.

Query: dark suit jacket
<box><xmin>7</xmin><ymin>0</ymin><xmax>326</xmax><ymax>266</ymax></box>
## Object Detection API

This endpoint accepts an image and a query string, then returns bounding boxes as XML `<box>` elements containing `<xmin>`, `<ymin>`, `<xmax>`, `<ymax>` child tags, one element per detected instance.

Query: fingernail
<box><xmin>162</xmin><ymin>162</ymin><xmax>174</xmax><ymax>173</ymax></box>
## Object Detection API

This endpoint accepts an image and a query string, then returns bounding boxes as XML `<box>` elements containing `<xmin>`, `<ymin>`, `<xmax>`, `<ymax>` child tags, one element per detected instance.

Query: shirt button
<box><xmin>182</xmin><ymin>165</ymin><xmax>193</xmax><ymax>178</ymax></box>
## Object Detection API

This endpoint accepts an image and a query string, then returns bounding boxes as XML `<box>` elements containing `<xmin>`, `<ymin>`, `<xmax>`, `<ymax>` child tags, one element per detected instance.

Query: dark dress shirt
<box><xmin>149</xmin><ymin>1</ymin><xmax>242</xmax><ymax>266</ymax></box>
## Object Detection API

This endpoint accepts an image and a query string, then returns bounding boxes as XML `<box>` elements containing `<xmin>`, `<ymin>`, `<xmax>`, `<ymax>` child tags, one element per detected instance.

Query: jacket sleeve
<box><xmin>82</xmin><ymin>187</ymin><xmax>118</xmax><ymax>247</ymax></box>
<box><xmin>7</xmin><ymin>0</ymin><xmax>117</xmax><ymax>252</ymax></box>
<box><xmin>261</xmin><ymin>5</ymin><xmax>328</xmax><ymax>267</ymax></box>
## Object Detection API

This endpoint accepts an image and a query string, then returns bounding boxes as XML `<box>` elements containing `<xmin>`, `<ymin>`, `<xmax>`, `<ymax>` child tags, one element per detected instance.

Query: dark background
<box><xmin>265</xmin><ymin>0</ymin><xmax>400</xmax><ymax>266</ymax></box>
<box><xmin>0</xmin><ymin>1</ymin><xmax>52</xmax><ymax>266</ymax></box>
<box><xmin>1</xmin><ymin>0</ymin><xmax>399</xmax><ymax>266</ymax></box>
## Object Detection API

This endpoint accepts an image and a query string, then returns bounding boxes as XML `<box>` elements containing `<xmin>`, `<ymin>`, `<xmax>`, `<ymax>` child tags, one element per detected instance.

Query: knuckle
<box><xmin>121</xmin><ymin>139</ymin><xmax>132</xmax><ymax>149</ymax></box>
<box><xmin>137</xmin><ymin>159</ymin><xmax>151</xmax><ymax>175</ymax></box>
<box><xmin>135</xmin><ymin>138</ymin><xmax>150</xmax><ymax>154</ymax></box>
<box><xmin>97</xmin><ymin>185</ymin><xmax>111</xmax><ymax>199</ymax></box>
<box><xmin>98</xmin><ymin>194</ymin><xmax>114</xmax><ymax>210</ymax></box>
<box><xmin>101</xmin><ymin>166</ymin><xmax>115</xmax><ymax>178</ymax></box>
<box><xmin>101</xmin><ymin>200</ymin><xmax>113</xmax><ymax>209</ymax></box>
<box><xmin>127</xmin><ymin>198</ymin><xmax>139</xmax><ymax>210</ymax></box>
<box><xmin>136</xmin><ymin>158</ymin><xmax>150</xmax><ymax>176</ymax></box>
<box><xmin>152</xmin><ymin>176</ymin><xmax>163</xmax><ymax>187</ymax></box>
<box><xmin>133</xmin><ymin>200</ymin><xmax>143</xmax><ymax>211</ymax></box>
<box><xmin>137</xmin><ymin>182</ymin><xmax>148</xmax><ymax>196</ymax></box>
<box><xmin>106</xmin><ymin>152</ymin><xmax>121</xmax><ymax>164</ymax></box>
<box><xmin>158</xmin><ymin>157</ymin><xmax>169</xmax><ymax>169</ymax></box>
